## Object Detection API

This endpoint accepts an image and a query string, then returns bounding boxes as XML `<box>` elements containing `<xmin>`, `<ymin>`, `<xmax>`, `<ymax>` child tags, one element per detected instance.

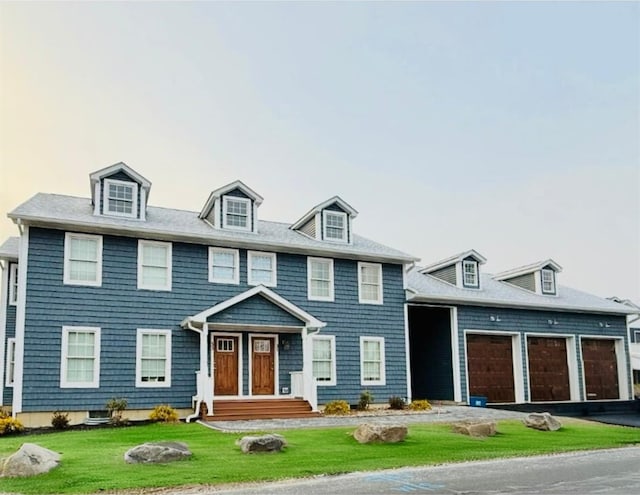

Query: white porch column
<box><xmin>201</xmin><ymin>323</ymin><xmax>213</xmax><ymax>414</ymax></box>
<box><xmin>302</xmin><ymin>326</ymin><xmax>318</xmax><ymax>411</ymax></box>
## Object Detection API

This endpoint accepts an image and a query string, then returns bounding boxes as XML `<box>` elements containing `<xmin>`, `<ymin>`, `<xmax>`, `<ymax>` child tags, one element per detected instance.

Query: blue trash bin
<box><xmin>469</xmin><ymin>396</ymin><xmax>487</xmax><ymax>407</ymax></box>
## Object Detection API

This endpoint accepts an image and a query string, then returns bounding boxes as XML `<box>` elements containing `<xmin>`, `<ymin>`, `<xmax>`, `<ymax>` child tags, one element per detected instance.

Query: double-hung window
<box><xmin>9</xmin><ymin>263</ymin><xmax>18</xmax><ymax>306</ymax></box>
<box><xmin>323</xmin><ymin>210</ymin><xmax>347</xmax><ymax>242</ymax></box>
<box><xmin>138</xmin><ymin>240</ymin><xmax>172</xmax><ymax>291</ymax></box>
<box><xmin>61</xmin><ymin>327</ymin><xmax>100</xmax><ymax>388</ymax></box>
<box><xmin>360</xmin><ymin>336</ymin><xmax>385</xmax><ymax>386</ymax></box>
<box><xmin>358</xmin><ymin>262</ymin><xmax>383</xmax><ymax>304</ymax></box>
<box><xmin>209</xmin><ymin>247</ymin><xmax>239</xmax><ymax>284</ymax></box>
<box><xmin>64</xmin><ymin>233</ymin><xmax>103</xmax><ymax>286</ymax></box>
<box><xmin>463</xmin><ymin>260</ymin><xmax>479</xmax><ymax>288</ymax></box>
<box><xmin>248</xmin><ymin>251</ymin><xmax>277</xmax><ymax>287</ymax></box>
<box><xmin>223</xmin><ymin>196</ymin><xmax>251</xmax><ymax>231</ymax></box>
<box><xmin>136</xmin><ymin>329</ymin><xmax>171</xmax><ymax>387</ymax></box>
<box><xmin>104</xmin><ymin>178</ymin><xmax>137</xmax><ymax>218</ymax></box>
<box><xmin>312</xmin><ymin>335</ymin><xmax>336</xmax><ymax>386</ymax></box>
<box><xmin>307</xmin><ymin>257</ymin><xmax>334</xmax><ymax>301</ymax></box>
<box><xmin>5</xmin><ymin>338</ymin><xmax>16</xmax><ymax>386</ymax></box>
<box><xmin>541</xmin><ymin>269</ymin><xmax>556</xmax><ymax>294</ymax></box>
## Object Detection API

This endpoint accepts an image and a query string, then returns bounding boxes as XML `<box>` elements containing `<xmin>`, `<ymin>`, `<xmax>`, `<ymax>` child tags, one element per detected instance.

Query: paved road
<box><xmin>189</xmin><ymin>447</ymin><xmax>640</xmax><ymax>494</ymax></box>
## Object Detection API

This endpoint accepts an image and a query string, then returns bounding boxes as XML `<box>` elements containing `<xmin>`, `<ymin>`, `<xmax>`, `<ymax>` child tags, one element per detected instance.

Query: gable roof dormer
<box><xmin>494</xmin><ymin>259</ymin><xmax>562</xmax><ymax>296</ymax></box>
<box><xmin>419</xmin><ymin>249</ymin><xmax>487</xmax><ymax>289</ymax></box>
<box><xmin>199</xmin><ymin>180</ymin><xmax>264</xmax><ymax>233</ymax></box>
<box><xmin>290</xmin><ymin>196</ymin><xmax>358</xmax><ymax>244</ymax></box>
<box><xmin>90</xmin><ymin>162</ymin><xmax>152</xmax><ymax>221</ymax></box>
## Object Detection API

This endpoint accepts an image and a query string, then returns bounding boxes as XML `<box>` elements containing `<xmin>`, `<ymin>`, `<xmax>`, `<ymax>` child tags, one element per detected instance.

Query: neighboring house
<box><xmin>608</xmin><ymin>297</ymin><xmax>640</xmax><ymax>394</ymax></box>
<box><xmin>406</xmin><ymin>250</ymin><xmax>637</xmax><ymax>405</ymax></box>
<box><xmin>0</xmin><ymin>162</ymin><xmax>417</xmax><ymax>426</ymax></box>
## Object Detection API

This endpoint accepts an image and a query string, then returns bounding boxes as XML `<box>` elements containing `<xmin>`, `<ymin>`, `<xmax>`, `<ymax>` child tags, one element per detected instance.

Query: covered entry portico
<box><xmin>181</xmin><ymin>285</ymin><xmax>326</xmax><ymax>420</ymax></box>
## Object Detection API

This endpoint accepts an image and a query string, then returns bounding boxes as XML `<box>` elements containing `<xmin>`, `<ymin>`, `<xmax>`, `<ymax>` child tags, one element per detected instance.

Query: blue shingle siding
<box><xmin>20</xmin><ymin>227</ymin><xmax>407</xmax><ymax>412</ymax></box>
<box><xmin>207</xmin><ymin>295</ymin><xmax>303</xmax><ymax>327</ymax></box>
<box><xmin>456</xmin><ymin>305</ymin><xmax>630</xmax><ymax>402</ymax></box>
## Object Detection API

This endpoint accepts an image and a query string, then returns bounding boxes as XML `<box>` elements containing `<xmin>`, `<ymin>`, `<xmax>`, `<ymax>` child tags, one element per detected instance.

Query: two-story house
<box><xmin>406</xmin><ymin>250</ymin><xmax>636</xmax><ymax>406</ymax></box>
<box><xmin>0</xmin><ymin>162</ymin><xmax>417</xmax><ymax>426</ymax></box>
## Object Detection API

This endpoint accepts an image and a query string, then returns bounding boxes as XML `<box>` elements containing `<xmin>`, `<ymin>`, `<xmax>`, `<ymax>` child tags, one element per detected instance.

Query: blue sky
<box><xmin>1</xmin><ymin>1</ymin><xmax>638</xmax><ymax>302</ymax></box>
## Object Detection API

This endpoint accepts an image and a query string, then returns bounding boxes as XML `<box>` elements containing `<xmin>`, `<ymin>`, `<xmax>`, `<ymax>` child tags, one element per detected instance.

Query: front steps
<box><xmin>203</xmin><ymin>398</ymin><xmax>321</xmax><ymax>421</ymax></box>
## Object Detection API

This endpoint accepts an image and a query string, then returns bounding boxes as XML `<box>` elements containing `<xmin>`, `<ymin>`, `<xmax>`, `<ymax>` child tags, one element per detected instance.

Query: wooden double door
<box><xmin>213</xmin><ymin>335</ymin><xmax>275</xmax><ymax>396</ymax></box>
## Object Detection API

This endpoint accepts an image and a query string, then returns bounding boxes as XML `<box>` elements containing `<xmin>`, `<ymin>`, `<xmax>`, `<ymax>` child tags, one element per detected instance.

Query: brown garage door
<box><xmin>467</xmin><ymin>334</ymin><xmax>515</xmax><ymax>403</ymax></box>
<box><xmin>527</xmin><ymin>337</ymin><xmax>571</xmax><ymax>402</ymax></box>
<box><xmin>582</xmin><ymin>339</ymin><xmax>619</xmax><ymax>400</ymax></box>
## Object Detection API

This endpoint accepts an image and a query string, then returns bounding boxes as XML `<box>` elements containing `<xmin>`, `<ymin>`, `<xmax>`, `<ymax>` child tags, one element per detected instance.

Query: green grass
<box><xmin>0</xmin><ymin>419</ymin><xmax>638</xmax><ymax>494</ymax></box>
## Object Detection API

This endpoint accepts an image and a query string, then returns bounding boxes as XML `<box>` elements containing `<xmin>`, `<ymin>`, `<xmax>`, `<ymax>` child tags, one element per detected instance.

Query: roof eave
<box><xmin>9</xmin><ymin>214</ymin><xmax>417</xmax><ymax>264</ymax></box>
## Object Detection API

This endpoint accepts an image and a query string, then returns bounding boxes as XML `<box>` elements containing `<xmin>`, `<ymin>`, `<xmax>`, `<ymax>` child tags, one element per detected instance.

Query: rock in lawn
<box><xmin>353</xmin><ymin>423</ymin><xmax>408</xmax><ymax>443</ymax></box>
<box><xmin>236</xmin><ymin>434</ymin><xmax>287</xmax><ymax>453</ymax></box>
<box><xmin>451</xmin><ymin>420</ymin><xmax>497</xmax><ymax>437</ymax></box>
<box><xmin>523</xmin><ymin>412</ymin><xmax>562</xmax><ymax>431</ymax></box>
<box><xmin>1</xmin><ymin>443</ymin><xmax>61</xmax><ymax>477</ymax></box>
<box><xmin>124</xmin><ymin>441</ymin><xmax>192</xmax><ymax>464</ymax></box>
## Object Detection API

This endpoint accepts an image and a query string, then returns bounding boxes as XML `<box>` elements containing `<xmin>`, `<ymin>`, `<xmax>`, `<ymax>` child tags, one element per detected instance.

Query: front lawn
<box><xmin>0</xmin><ymin>419</ymin><xmax>638</xmax><ymax>494</ymax></box>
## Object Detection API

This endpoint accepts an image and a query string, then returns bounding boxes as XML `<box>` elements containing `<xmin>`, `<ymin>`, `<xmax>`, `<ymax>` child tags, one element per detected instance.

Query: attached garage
<box><xmin>527</xmin><ymin>336</ymin><xmax>571</xmax><ymax>402</ymax></box>
<box><xmin>581</xmin><ymin>338</ymin><xmax>619</xmax><ymax>400</ymax></box>
<box><xmin>466</xmin><ymin>334</ymin><xmax>516</xmax><ymax>403</ymax></box>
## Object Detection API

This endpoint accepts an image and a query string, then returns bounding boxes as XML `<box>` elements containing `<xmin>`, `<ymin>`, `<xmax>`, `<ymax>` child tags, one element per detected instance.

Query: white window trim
<box><xmin>312</xmin><ymin>335</ymin><xmax>336</xmax><ymax>386</ymax></box>
<box><xmin>578</xmin><ymin>335</ymin><xmax>629</xmax><ymax>401</ymax></box>
<box><xmin>247</xmin><ymin>251</ymin><xmax>277</xmax><ymax>287</ymax></box>
<box><xmin>360</xmin><ymin>336</ymin><xmax>386</xmax><ymax>386</ymax></box>
<box><xmin>136</xmin><ymin>329</ymin><xmax>172</xmax><ymax>388</ymax></box>
<box><xmin>103</xmin><ymin>178</ymin><xmax>138</xmax><ymax>219</ymax></box>
<box><xmin>307</xmin><ymin>257</ymin><xmax>334</xmax><ymax>302</ymax></box>
<box><xmin>322</xmin><ymin>210</ymin><xmax>348</xmax><ymax>243</ymax></box>
<box><xmin>541</xmin><ymin>269</ymin><xmax>556</xmax><ymax>294</ymax></box>
<box><xmin>209</xmin><ymin>247</ymin><xmax>240</xmax><ymax>285</ymax></box>
<box><xmin>222</xmin><ymin>196</ymin><xmax>252</xmax><ymax>231</ymax></box>
<box><xmin>137</xmin><ymin>240</ymin><xmax>172</xmax><ymax>291</ymax></box>
<box><xmin>63</xmin><ymin>233</ymin><xmax>103</xmax><ymax>287</ymax></box>
<box><xmin>358</xmin><ymin>262</ymin><xmax>383</xmax><ymax>305</ymax></box>
<box><xmin>60</xmin><ymin>326</ymin><xmax>101</xmax><ymax>388</ymax></box>
<box><xmin>5</xmin><ymin>338</ymin><xmax>16</xmax><ymax>387</ymax></box>
<box><xmin>9</xmin><ymin>263</ymin><xmax>18</xmax><ymax>306</ymax></box>
<box><xmin>462</xmin><ymin>260</ymin><xmax>479</xmax><ymax>288</ymax></box>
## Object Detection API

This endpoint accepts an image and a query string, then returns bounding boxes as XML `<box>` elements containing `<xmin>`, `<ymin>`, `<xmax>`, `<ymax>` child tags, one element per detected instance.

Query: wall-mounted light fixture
<box><xmin>490</xmin><ymin>315</ymin><xmax>501</xmax><ymax>322</ymax></box>
<box><xmin>598</xmin><ymin>322</ymin><xmax>611</xmax><ymax>328</ymax></box>
<box><xmin>281</xmin><ymin>339</ymin><xmax>290</xmax><ymax>351</ymax></box>
<box><xmin>547</xmin><ymin>319</ymin><xmax>558</xmax><ymax>326</ymax></box>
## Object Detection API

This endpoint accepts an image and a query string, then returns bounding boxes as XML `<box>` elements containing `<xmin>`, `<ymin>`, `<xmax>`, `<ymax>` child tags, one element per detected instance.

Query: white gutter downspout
<box><xmin>185</xmin><ymin>320</ymin><xmax>209</xmax><ymax>423</ymax></box>
<box><xmin>302</xmin><ymin>326</ymin><xmax>321</xmax><ymax>411</ymax></box>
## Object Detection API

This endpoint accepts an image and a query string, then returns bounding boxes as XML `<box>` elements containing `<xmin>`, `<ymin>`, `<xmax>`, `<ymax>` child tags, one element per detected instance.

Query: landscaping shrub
<box><xmin>323</xmin><ymin>400</ymin><xmax>351</xmax><ymax>415</ymax></box>
<box><xmin>388</xmin><ymin>396</ymin><xmax>406</xmax><ymax>410</ymax></box>
<box><xmin>409</xmin><ymin>399</ymin><xmax>432</xmax><ymax>411</ymax></box>
<box><xmin>357</xmin><ymin>390</ymin><xmax>374</xmax><ymax>411</ymax></box>
<box><xmin>106</xmin><ymin>397</ymin><xmax>128</xmax><ymax>425</ymax></box>
<box><xmin>149</xmin><ymin>404</ymin><xmax>180</xmax><ymax>423</ymax></box>
<box><xmin>51</xmin><ymin>410</ymin><xmax>70</xmax><ymax>430</ymax></box>
<box><xmin>0</xmin><ymin>416</ymin><xmax>24</xmax><ymax>435</ymax></box>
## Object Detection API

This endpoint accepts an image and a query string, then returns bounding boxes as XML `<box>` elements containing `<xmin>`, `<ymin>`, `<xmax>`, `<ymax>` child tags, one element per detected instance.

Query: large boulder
<box><xmin>124</xmin><ymin>442</ymin><xmax>191</xmax><ymax>464</ymax></box>
<box><xmin>236</xmin><ymin>434</ymin><xmax>287</xmax><ymax>454</ymax></box>
<box><xmin>523</xmin><ymin>412</ymin><xmax>562</xmax><ymax>431</ymax></box>
<box><xmin>353</xmin><ymin>423</ymin><xmax>408</xmax><ymax>444</ymax></box>
<box><xmin>451</xmin><ymin>420</ymin><xmax>497</xmax><ymax>437</ymax></box>
<box><xmin>0</xmin><ymin>443</ymin><xmax>61</xmax><ymax>478</ymax></box>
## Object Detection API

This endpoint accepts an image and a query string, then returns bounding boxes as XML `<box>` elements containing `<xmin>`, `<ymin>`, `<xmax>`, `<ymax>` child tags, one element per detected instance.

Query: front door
<box><xmin>214</xmin><ymin>335</ymin><xmax>239</xmax><ymax>396</ymax></box>
<box><xmin>252</xmin><ymin>337</ymin><xmax>275</xmax><ymax>395</ymax></box>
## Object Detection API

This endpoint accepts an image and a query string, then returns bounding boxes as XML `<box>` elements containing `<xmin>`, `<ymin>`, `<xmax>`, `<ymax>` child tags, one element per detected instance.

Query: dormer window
<box><xmin>462</xmin><ymin>260</ymin><xmax>479</xmax><ymax>288</ymax></box>
<box><xmin>541</xmin><ymin>268</ymin><xmax>556</xmax><ymax>295</ymax></box>
<box><xmin>104</xmin><ymin>178</ymin><xmax>138</xmax><ymax>218</ymax></box>
<box><xmin>223</xmin><ymin>196</ymin><xmax>251</xmax><ymax>231</ymax></box>
<box><xmin>323</xmin><ymin>210</ymin><xmax>347</xmax><ymax>242</ymax></box>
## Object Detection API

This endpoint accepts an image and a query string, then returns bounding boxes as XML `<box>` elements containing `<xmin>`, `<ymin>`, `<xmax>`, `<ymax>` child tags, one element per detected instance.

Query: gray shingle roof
<box><xmin>7</xmin><ymin>193</ymin><xmax>418</xmax><ymax>264</ymax></box>
<box><xmin>407</xmin><ymin>268</ymin><xmax>637</xmax><ymax>315</ymax></box>
<box><xmin>0</xmin><ymin>237</ymin><xmax>19</xmax><ymax>260</ymax></box>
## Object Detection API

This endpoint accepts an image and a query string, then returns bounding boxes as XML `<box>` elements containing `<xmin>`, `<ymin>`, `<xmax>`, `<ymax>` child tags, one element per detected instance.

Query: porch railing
<box><xmin>290</xmin><ymin>370</ymin><xmax>317</xmax><ymax>411</ymax></box>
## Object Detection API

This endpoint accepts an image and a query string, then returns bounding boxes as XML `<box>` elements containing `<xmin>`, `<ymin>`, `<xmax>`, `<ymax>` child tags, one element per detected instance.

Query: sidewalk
<box><xmin>200</xmin><ymin>405</ymin><xmax>529</xmax><ymax>432</ymax></box>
